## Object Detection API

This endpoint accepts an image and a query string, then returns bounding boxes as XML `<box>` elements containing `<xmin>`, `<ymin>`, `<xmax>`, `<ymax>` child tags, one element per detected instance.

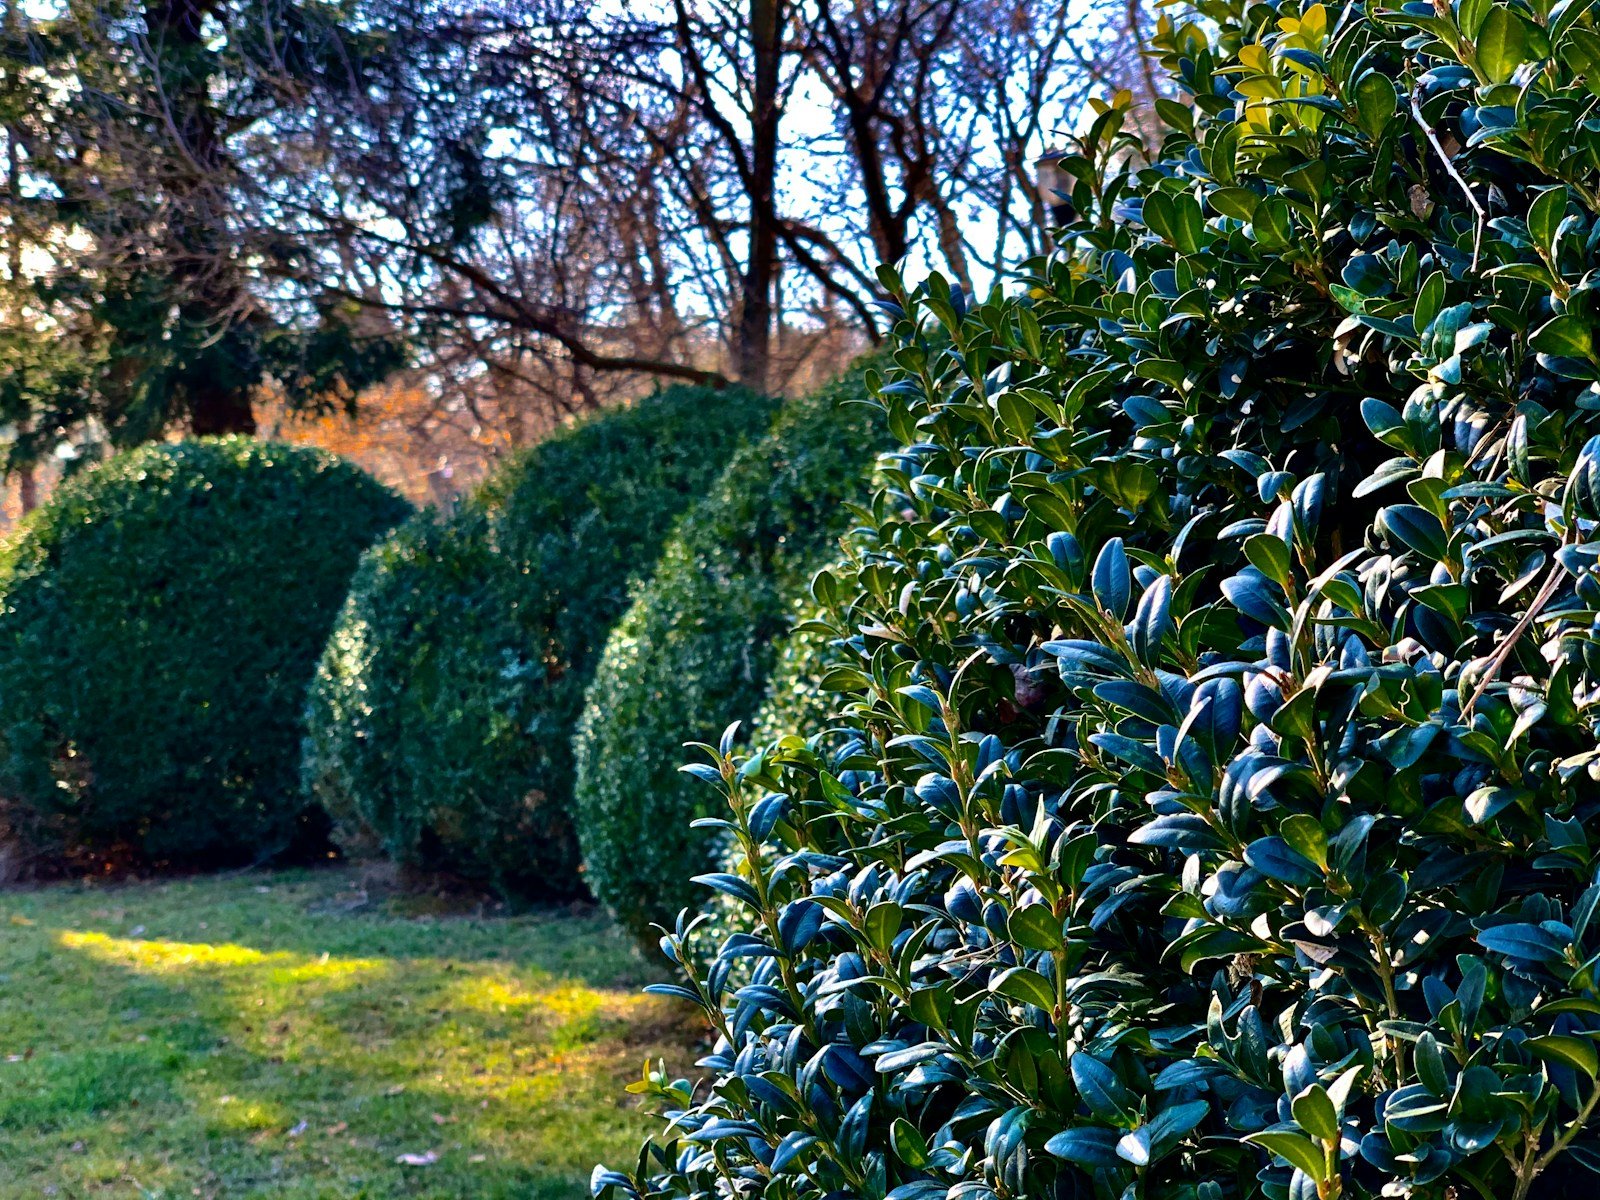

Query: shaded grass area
<box><xmin>0</xmin><ymin>868</ymin><xmax>696</xmax><ymax>1199</ymax></box>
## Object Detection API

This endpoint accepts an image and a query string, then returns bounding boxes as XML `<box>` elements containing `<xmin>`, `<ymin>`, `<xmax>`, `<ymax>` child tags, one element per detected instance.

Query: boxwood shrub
<box><xmin>573</xmin><ymin>366</ymin><xmax>885</xmax><ymax>942</ymax></box>
<box><xmin>598</xmin><ymin>3</ymin><xmax>1600</xmax><ymax>1198</ymax></box>
<box><xmin>302</xmin><ymin>384</ymin><xmax>777</xmax><ymax>900</ymax></box>
<box><xmin>749</xmin><ymin>598</ymin><xmax>848</xmax><ymax>749</ymax></box>
<box><xmin>301</xmin><ymin>510</ymin><xmax>516</xmax><ymax>870</ymax></box>
<box><xmin>0</xmin><ymin>438</ymin><xmax>408</xmax><ymax>865</ymax></box>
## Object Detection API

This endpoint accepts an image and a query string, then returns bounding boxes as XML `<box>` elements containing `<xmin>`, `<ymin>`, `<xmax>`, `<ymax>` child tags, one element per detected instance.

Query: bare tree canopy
<box><xmin>0</xmin><ymin>0</ymin><xmax>1167</xmax><ymax>472</ymax></box>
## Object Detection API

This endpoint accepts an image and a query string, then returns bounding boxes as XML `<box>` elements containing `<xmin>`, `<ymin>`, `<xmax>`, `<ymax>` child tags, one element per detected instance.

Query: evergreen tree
<box><xmin>0</xmin><ymin>0</ymin><xmax>406</xmax><ymax>469</ymax></box>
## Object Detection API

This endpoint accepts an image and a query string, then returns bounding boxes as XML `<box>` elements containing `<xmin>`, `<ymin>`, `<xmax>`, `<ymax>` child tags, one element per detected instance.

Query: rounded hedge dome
<box><xmin>0</xmin><ymin>437</ymin><xmax>409</xmax><ymax>865</ymax></box>
<box><xmin>301</xmin><ymin>383</ymin><xmax>778</xmax><ymax>900</ymax></box>
<box><xmin>573</xmin><ymin>364</ymin><xmax>884</xmax><ymax>942</ymax></box>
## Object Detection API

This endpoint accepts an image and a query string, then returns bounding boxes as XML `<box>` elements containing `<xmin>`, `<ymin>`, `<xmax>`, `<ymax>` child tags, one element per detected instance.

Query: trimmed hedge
<box><xmin>601</xmin><ymin>4</ymin><xmax>1600</xmax><ymax>1198</ymax></box>
<box><xmin>302</xmin><ymin>384</ymin><xmax>777</xmax><ymax>900</ymax></box>
<box><xmin>301</xmin><ymin>511</ymin><xmax>515</xmax><ymax>870</ymax></box>
<box><xmin>573</xmin><ymin>365</ymin><xmax>885</xmax><ymax>942</ymax></box>
<box><xmin>748</xmin><ymin>600</ymin><xmax>844</xmax><ymax>750</ymax></box>
<box><xmin>0</xmin><ymin>438</ymin><xmax>408</xmax><ymax>864</ymax></box>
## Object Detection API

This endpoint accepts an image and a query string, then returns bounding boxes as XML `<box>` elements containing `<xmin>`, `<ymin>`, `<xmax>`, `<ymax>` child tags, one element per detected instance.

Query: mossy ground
<box><xmin>0</xmin><ymin>867</ymin><xmax>695</xmax><ymax>1199</ymax></box>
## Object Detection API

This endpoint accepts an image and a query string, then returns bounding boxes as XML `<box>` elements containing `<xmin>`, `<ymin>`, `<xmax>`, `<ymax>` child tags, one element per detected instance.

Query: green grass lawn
<box><xmin>0</xmin><ymin>868</ymin><xmax>698</xmax><ymax>1199</ymax></box>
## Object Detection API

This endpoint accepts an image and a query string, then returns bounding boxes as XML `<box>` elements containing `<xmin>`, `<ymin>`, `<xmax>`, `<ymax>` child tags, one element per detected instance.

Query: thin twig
<box><xmin>1461</xmin><ymin>558</ymin><xmax>1565</xmax><ymax>719</ymax></box>
<box><xmin>1410</xmin><ymin>94</ymin><xmax>1486</xmax><ymax>270</ymax></box>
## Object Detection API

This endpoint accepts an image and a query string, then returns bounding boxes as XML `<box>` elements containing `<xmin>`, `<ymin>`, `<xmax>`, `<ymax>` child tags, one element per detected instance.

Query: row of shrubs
<box><xmin>0</xmin><ymin>371</ymin><xmax>881</xmax><ymax>932</ymax></box>
<box><xmin>302</xmin><ymin>383</ymin><xmax>780</xmax><ymax>900</ymax></box>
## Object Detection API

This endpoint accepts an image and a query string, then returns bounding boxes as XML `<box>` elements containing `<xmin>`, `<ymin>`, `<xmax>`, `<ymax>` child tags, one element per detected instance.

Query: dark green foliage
<box><xmin>573</xmin><ymin>367</ymin><xmax>885</xmax><ymax>943</ymax></box>
<box><xmin>0</xmin><ymin>439</ymin><xmax>407</xmax><ymax>865</ymax></box>
<box><xmin>302</xmin><ymin>385</ymin><xmax>778</xmax><ymax>900</ymax></box>
<box><xmin>600</xmin><ymin>3</ymin><xmax>1600</xmax><ymax>1198</ymax></box>
<box><xmin>749</xmin><ymin>598</ymin><xmax>846</xmax><ymax>749</ymax></box>
<box><xmin>301</xmin><ymin>511</ymin><xmax>521</xmax><ymax>872</ymax></box>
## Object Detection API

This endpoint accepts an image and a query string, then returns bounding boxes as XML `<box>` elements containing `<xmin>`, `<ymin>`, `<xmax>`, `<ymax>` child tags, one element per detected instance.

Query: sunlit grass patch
<box><xmin>59</xmin><ymin>930</ymin><xmax>391</xmax><ymax>986</ymax></box>
<box><xmin>0</xmin><ymin>868</ymin><xmax>696</xmax><ymax>1199</ymax></box>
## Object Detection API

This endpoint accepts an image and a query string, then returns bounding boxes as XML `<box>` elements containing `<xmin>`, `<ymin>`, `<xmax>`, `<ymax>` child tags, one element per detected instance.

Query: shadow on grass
<box><xmin>0</xmin><ymin>869</ymin><xmax>700</xmax><ymax>1200</ymax></box>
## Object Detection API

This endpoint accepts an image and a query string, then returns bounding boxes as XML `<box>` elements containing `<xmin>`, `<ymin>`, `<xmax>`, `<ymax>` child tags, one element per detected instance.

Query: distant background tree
<box><xmin>0</xmin><ymin>0</ymin><xmax>1167</xmax><ymax>514</ymax></box>
<box><xmin>0</xmin><ymin>0</ymin><xmax>408</xmax><ymax>474</ymax></box>
<box><xmin>298</xmin><ymin>0</ymin><xmax>1167</xmax><ymax>394</ymax></box>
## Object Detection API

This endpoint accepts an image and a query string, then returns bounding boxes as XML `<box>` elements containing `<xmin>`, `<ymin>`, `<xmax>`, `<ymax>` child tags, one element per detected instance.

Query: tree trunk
<box><xmin>148</xmin><ymin>0</ymin><xmax>257</xmax><ymax>436</ymax></box>
<box><xmin>16</xmin><ymin>461</ymin><xmax>36</xmax><ymax>514</ymax></box>
<box><xmin>189</xmin><ymin>387</ymin><xmax>258</xmax><ymax>436</ymax></box>
<box><xmin>737</xmin><ymin>0</ymin><xmax>782</xmax><ymax>392</ymax></box>
<box><xmin>5</xmin><ymin>0</ymin><xmax>35</xmax><ymax>508</ymax></box>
